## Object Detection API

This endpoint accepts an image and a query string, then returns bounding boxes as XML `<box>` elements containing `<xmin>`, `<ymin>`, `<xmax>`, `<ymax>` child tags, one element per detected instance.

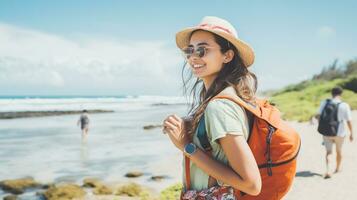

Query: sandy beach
<box><xmin>284</xmin><ymin>110</ymin><xmax>357</xmax><ymax>200</ymax></box>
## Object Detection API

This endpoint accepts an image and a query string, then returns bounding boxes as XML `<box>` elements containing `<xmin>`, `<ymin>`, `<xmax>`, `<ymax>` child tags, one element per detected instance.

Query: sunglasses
<box><xmin>182</xmin><ymin>46</ymin><xmax>217</xmax><ymax>60</ymax></box>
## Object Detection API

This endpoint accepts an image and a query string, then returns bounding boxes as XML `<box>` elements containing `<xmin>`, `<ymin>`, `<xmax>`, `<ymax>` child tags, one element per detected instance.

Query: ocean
<box><xmin>0</xmin><ymin>96</ymin><xmax>189</xmax><ymax>198</ymax></box>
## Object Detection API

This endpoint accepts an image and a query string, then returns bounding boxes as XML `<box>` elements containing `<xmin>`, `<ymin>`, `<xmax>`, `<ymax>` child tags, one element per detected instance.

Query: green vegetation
<box><xmin>160</xmin><ymin>183</ymin><xmax>182</xmax><ymax>200</ymax></box>
<box><xmin>116</xmin><ymin>182</ymin><xmax>156</xmax><ymax>200</ymax></box>
<box><xmin>116</xmin><ymin>183</ymin><xmax>144</xmax><ymax>197</ymax></box>
<box><xmin>269</xmin><ymin>59</ymin><xmax>357</xmax><ymax>122</ymax></box>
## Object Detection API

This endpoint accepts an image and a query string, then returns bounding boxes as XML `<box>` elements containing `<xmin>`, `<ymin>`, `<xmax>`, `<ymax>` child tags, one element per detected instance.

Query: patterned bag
<box><xmin>181</xmin><ymin>186</ymin><xmax>236</xmax><ymax>200</ymax></box>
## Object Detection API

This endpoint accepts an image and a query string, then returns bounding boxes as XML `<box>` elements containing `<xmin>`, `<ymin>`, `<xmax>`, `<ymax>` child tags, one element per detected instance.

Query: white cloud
<box><xmin>49</xmin><ymin>71</ymin><xmax>65</xmax><ymax>87</ymax></box>
<box><xmin>316</xmin><ymin>26</ymin><xmax>336</xmax><ymax>39</ymax></box>
<box><xmin>0</xmin><ymin>23</ymin><xmax>183</xmax><ymax>95</ymax></box>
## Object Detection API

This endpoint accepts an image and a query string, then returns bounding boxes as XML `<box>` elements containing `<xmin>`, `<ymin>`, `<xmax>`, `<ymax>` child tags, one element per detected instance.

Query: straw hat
<box><xmin>176</xmin><ymin>16</ymin><xmax>255</xmax><ymax>67</ymax></box>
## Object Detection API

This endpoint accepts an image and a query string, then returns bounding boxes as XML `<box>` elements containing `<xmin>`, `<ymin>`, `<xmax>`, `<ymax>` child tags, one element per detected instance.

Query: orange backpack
<box><xmin>184</xmin><ymin>95</ymin><xmax>301</xmax><ymax>200</ymax></box>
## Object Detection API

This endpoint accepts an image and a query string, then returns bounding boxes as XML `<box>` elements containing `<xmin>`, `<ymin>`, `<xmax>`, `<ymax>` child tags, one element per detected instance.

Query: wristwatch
<box><xmin>184</xmin><ymin>143</ymin><xmax>197</xmax><ymax>156</ymax></box>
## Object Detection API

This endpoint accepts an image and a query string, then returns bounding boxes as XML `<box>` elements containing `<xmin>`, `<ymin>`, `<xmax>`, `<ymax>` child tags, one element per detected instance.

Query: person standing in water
<box><xmin>77</xmin><ymin>110</ymin><xmax>90</xmax><ymax>138</ymax></box>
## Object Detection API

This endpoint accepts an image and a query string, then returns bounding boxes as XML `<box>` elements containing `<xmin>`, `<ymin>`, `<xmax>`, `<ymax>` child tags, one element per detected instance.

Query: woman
<box><xmin>163</xmin><ymin>16</ymin><xmax>261</xmax><ymax>198</ymax></box>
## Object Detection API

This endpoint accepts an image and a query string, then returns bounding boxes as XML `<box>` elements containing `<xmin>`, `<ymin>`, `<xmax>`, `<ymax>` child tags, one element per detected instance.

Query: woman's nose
<box><xmin>190</xmin><ymin>55</ymin><xmax>200</xmax><ymax>62</ymax></box>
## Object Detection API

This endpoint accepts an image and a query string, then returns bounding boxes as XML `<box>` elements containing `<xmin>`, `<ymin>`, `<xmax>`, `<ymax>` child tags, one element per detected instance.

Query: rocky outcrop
<box><xmin>0</xmin><ymin>177</ymin><xmax>161</xmax><ymax>200</ymax></box>
<box><xmin>82</xmin><ymin>178</ymin><xmax>113</xmax><ymax>195</ymax></box>
<box><xmin>125</xmin><ymin>171</ymin><xmax>143</xmax><ymax>178</ymax></box>
<box><xmin>3</xmin><ymin>195</ymin><xmax>18</xmax><ymax>200</ymax></box>
<box><xmin>0</xmin><ymin>177</ymin><xmax>41</xmax><ymax>194</ymax></box>
<box><xmin>150</xmin><ymin>175</ymin><xmax>167</xmax><ymax>182</ymax></box>
<box><xmin>82</xmin><ymin>178</ymin><xmax>102</xmax><ymax>188</ymax></box>
<box><xmin>41</xmin><ymin>184</ymin><xmax>85</xmax><ymax>200</ymax></box>
<box><xmin>116</xmin><ymin>183</ymin><xmax>143</xmax><ymax>197</ymax></box>
<box><xmin>143</xmin><ymin>125</ymin><xmax>162</xmax><ymax>130</ymax></box>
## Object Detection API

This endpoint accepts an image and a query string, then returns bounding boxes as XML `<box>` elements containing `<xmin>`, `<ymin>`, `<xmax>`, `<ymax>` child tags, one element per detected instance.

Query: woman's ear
<box><xmin>223</xmin><ymin>49</ymin><xmax>234</xmax><ymax>63</ymax></box>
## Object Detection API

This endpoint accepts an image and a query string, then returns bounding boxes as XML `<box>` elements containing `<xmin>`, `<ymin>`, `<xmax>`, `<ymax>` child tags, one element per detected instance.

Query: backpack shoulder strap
<box><xmin>213</xmin><ymin>95</ymin><xmax>282</xmax><ymax>128</ymax></box>
<box><xmin>213</xmin><ymin>95</ymin><xmax>262</xmax><ymax>118</ymax></box>
<box><xmin>184</xmin><ymin>156</ymin><xmax>190</xmax><ymax>190</ymax></box>
<box><xmin>196</xmin><ymin>95</ymin><xmax>258</xmax><ymax>150</ymax></box>
<box><xmin>320</xmin><ymin>99</ymin><xmax>331</xmax><ymax>113</ymax></box>
<box><xmin>185</xmin><ymin>115</ymin><xmax>213</xmax><ymax>191</ymax></box>
<box><xmin>196</xmin><ymin>95</ymin><xmax>259</xmax><ymax>149</ymax></box>
<box><xmin>336</xmin><ymin>102</ymin><xmax>342</xmax><ymax>122</ymax></box>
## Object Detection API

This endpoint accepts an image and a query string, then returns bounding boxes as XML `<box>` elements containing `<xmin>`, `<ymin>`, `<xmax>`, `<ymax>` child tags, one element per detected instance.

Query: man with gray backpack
<box><xmin>317</xmin><ymin>87</ymin><xmax>353</xmax><ymax>179</ymax></box>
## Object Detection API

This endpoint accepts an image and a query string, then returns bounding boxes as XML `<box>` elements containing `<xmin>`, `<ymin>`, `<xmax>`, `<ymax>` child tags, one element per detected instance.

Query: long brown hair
<box><xmin>182</xmin><ymin>30</ymin><xmax>258</xmax><ymax>138</ymax></box>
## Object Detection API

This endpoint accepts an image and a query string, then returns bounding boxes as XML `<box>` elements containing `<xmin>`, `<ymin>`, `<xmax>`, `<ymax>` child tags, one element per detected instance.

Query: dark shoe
<box><xmin>324</xmin><ymin>174</ymin><xmax>331</xmax><ymax>179</ymax></box>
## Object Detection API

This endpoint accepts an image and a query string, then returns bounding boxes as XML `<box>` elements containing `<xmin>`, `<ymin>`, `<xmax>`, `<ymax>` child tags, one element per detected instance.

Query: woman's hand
<box><xmin>163</xmin><ymin>114</ymin><xmax>190</xmax><ymax>151</ymax></box>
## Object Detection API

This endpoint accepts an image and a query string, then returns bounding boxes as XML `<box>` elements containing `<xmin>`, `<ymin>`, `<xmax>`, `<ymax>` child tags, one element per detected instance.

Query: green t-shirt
<box><xmin>183</xmin><ymin>98</ymin><xmax>250</xmax><ymax>190</ymax></box>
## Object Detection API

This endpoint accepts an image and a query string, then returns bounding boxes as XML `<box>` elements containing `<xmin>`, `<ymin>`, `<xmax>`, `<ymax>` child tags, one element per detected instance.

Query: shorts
<box><xmin>323</xmin><ymin>136</ymin><xmax>345</xmax><ymax>153</ymax></box>
<box><xmin>81</xmin><ymin>124</ymin><xmax>89</xmax><ymax>130</ymax></box>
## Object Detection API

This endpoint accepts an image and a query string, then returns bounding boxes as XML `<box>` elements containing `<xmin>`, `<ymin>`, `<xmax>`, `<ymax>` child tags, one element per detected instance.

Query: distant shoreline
<box><xmin>0</xmin><ymin>110</ymin><xmax>114</xmax><ymax>119</ymax></box>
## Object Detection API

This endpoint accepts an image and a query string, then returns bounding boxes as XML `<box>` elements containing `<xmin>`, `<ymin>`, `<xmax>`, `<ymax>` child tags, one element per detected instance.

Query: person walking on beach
<box><xmin>163</xmin><ymin>16</ymin><xmax>300</xmax><ymax>199</ymax></box>
<box><xmin>77</xmin><ymin>110</ymin><xmax>90</xmax><ymax>138</ymax></box>
<box><xmin>317</xmin><ymin>87</ymin><xmax>354</xmax><ymax>179</ymax></box>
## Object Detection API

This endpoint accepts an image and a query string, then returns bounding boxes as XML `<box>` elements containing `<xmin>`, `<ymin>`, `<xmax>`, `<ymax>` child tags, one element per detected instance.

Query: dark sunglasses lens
<box><xmin>182</xmin><ymin>46</ymin><xmax>207</xmax><ymax>59</ymax></box>
<box><xmin>196</xmin><ymin>47</ymin><xmax>206</xmax><ymax>58</ymax></box>
<box><xmin>182</xmin><ymin>47</ymin><xmax>194</xmax><ymax>59</ymax></box>
<box><xmin>183</xmin><ymin>47</ymin><xmax>193</xmax><ymax>54</ymax></box>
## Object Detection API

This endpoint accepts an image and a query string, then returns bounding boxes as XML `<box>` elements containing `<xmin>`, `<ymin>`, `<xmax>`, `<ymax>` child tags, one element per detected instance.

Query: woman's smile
<box><xmin>191</xmin><ymin>63</ymin><xmax>206</xmax><ymax>74</ymax></box>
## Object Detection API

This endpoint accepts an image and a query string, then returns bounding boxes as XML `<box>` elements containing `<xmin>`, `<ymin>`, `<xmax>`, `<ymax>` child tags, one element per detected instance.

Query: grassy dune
<box><xmin>269</xmin><ymin>66</ymin><xmax>357</xmax><ymax>122</ymax></box>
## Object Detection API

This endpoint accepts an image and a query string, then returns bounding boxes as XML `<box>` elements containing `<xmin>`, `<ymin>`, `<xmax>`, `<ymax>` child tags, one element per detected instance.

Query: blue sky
<box><xmin>0</xmin><ymin>0</ymin><xmax>356</xmax><ymax>96</ymax></box>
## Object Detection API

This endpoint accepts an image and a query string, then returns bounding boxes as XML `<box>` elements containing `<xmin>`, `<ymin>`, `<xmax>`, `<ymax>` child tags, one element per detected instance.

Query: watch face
<box><xmin>186</xmin><ymin>143</ymin><xmax>196</xmax><ymax>154</ymax></box>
